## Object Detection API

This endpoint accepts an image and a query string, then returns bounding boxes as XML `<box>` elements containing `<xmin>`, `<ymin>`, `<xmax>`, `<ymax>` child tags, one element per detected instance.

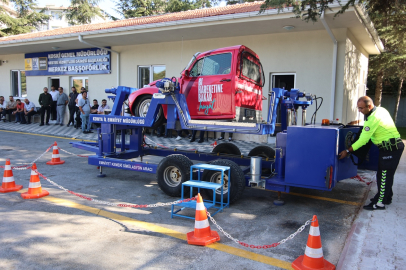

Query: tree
<box><xmin>0</xmin><ymin>0</ymin><xmax>50</xmax><ymax>37</ymax></box>
<box><xmin>113</xmin><ymin>0</ymin><xmax>218</xmax><ymax>20</ymax></box>
<box><xmin>259</xmin><ymin>0</ymin><xmax>405</xmax><ymax>23</ymax></box>
<box><xmin>114</xmin><ymin>0</ymin><xmax>164</xmax><ymax>19</ymax></box>
<box><xmin>259</xmin><ymin>0</ymin><xmax>406</xmax><ymax>124</ymax></box>
<box><xmin>65</xmin><ymin>0</ymin><xmax>104</xmax><ymax>25</ymax></box>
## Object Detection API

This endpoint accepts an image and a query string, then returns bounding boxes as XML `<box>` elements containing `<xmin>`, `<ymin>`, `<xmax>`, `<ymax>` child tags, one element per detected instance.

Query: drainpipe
<box><xmin>78</xmin><ymin>35</ymin><xmax>120</xmax><ymax>86</ymax></box>
<box><xmin>320</xmin><ymin>11</ymin><xmax>337</xmax><ymax>121</ymax></box>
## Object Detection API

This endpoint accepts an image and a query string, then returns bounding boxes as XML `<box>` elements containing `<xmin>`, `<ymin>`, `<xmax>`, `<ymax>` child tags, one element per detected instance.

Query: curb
<box><xmin>336</xmin><ymin>180</ymin><xmax>373</xmax><ymax>270</ymax></box>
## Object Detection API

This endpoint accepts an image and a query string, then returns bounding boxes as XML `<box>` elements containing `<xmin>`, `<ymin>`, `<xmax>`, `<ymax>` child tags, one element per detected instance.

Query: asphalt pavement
<box><xmin>0</xmin><ymin>121</ymin><xmax>405</xmax><ymax>270</ymax></box>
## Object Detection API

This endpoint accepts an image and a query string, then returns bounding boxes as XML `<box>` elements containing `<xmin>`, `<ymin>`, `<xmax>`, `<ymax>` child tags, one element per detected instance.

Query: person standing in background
<box><xmin>78</xmin><ymin>91</ymin><xmax>92</xmax><ymax>134</ymax></box>
<box><xmin>38</xmin><ymin>87</ymin><xmax>52</xmax><ymax>126</ymax></box>
<box><xmin>49</xmin><ymin>85</ymin><xmax>58</xmax><ymax>121</ymax></box>
<box><xmin>67</xmin><ymin>87</ymin><xmax>78</xmax><ymax>127</ymax></box>
<box><xmin>56</xmin><ymin>87</ymin><xmax>69</xmax><ymax>126</ymax></box>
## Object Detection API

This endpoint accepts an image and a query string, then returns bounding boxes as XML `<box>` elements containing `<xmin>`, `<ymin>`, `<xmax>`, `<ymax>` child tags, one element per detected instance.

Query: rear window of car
<box><xmin>241</xmin><ymin>52</ymin><xmax>263</xmax><ymax>85</ymax></box>
<box><xmin>190</xmin><ymin>53</ymin><xmax>232</xmax><ymax>76</ymax></box>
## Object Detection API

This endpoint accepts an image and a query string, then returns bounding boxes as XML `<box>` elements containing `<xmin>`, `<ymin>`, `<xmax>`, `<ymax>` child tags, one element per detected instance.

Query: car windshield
<box><xmin>183</xmin><ymin>52</ymin><xmax>201</xmax><ymax>73</ymax></box>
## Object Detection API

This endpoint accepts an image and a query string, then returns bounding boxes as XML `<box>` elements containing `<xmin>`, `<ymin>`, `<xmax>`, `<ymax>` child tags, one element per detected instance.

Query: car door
<box><xmin>182</xmin><ymin>53</ymin><xmax>234</xmax><ymax>119</ymax></box>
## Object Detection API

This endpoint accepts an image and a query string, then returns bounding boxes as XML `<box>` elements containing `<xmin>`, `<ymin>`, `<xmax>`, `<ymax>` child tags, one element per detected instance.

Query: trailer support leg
<box><xmin>97</xmin><ymin>166</ymin><xmax>106</xmax><ymax>178</ymax></box>
<box><xmin>273</xmin><ymin>191</ymin><xmax>285</xmax><ymax>206</ymax></box>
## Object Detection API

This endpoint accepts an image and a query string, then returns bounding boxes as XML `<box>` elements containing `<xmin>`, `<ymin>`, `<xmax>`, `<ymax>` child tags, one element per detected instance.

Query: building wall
<box><xmin>340</xmin><ymin>29</ymin><xmax>369</xmax><ymax>125</ymax></box>
<box><xmin>0</xmin><ymin>27</ymin><xmax>370</xmax><ymax>141</ymax></box>
<box><xmin>0</xmin><ymin>53</ymin><xmax>25</xmax><ymax>95</ymax></box>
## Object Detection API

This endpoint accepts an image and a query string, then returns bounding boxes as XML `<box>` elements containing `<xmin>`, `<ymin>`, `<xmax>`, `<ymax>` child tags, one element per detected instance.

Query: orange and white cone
<box><xmin>46</xmin><ymin>142</ymin><xmax>65</xmax><ymax>165</ymax></box>
<box><xmin>0</xmin><ymin>159</ymin><xmax>23</xmax><ymax>193</ymax></box>
<box><xmin>212</xmin><ymin>141</ymin><xmax>218</xmax><ymax>148</ymax></box>
<box><xmin>292</xmin><ymin>215</ymin><xmax>335</xmax><ymax>270</ymax></box>
<box><xmin>21</xmin><ymin>163</ymin><xmax>49</xmax><ymax>199</ymax></box>
<box><xmin>187</xmin><ymin>193</ymin><xmax>220</xmax><ymax>246</ymax></box>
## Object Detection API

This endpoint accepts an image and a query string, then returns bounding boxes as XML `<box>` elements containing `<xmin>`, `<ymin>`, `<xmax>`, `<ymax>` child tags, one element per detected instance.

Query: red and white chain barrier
<box><xmin>57</xmin><ymin>147</ymin><xmax>90</xmax><ymax>158</ymax></box>
<box><xmin>206</xmin><ymin>211</ymin><xmax>312</xmax><ymax>249</ymax></box>
<box><xmin>34</xmin><ymin>169</ymin><xmax>195</xmax><ymax>208</ymax></box>
<box><xmin>0</xmin><ymin>144</ymin><xmax>54</xmax><ymax>170</ymax></box>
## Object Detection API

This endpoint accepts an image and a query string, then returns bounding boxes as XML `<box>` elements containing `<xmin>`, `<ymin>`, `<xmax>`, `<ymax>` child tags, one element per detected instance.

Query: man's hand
<box><xmin>338</xmin><ymin>150</ymin><xmax>349</xmax><ymax>160</ymax></box>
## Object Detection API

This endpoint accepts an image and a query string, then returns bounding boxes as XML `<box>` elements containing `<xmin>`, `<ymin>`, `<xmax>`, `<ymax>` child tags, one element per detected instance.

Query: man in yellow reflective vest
<box><xmin>339</xmin><ymin>96</ymin><xmax>404</xmax><ymax>210</ymax></box>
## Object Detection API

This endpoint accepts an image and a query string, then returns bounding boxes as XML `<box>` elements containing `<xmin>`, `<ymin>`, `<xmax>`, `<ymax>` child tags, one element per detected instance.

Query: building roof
<box><xmin>0</xmin><ymin>2</ymin><xmax>266</xmax><ymax>43</ymax></box>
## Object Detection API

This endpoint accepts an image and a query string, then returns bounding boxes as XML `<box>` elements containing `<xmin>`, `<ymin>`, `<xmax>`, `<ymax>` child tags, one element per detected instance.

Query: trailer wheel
<box><xmin>202</xmin><ymin>159</ymin><xmax>245</xmax><ymax>204</ymax></box>
<box><xmin>212</xmin><ymin>142</ymin><xmax>241</xmax><ymax>156</ymax></box>
<box><xmin>134</xmin><ymin>95</ymin><xmax>165</xmax><ymax>129</ymax></box>
<box><xmin>248</xmin><ymin>145</ymin><xmax>275</xmax><ymax>174</ymax></box>
<box><xmin>157</xmin><ymin>154</ymin><xmax>192</xmax><ymax>197</ymax></box>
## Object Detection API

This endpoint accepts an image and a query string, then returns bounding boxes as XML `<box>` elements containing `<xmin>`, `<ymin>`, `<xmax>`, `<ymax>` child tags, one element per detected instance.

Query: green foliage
<box><xmin>225</xmin><ymin>0</ymin><xmax>256</xmax><ymax>5</ymax></box>
<box><xmin>65</xmin><ymin>0</ymin><xmax>105</xmax><ymax>25</ymax></box>
<box><xmin>113</xmin><ymin>0</ymin><xmax>218</xmax><ymax>19</ymax></box>
<box><xmin>114</xmin><ymin>0</ymin><xmax>164</xmax><ymax>19</ymax></box>
<box><xmin>259</xmin><ymin>0</ymin><xmax>406</xmax><ymax>22</ymax></box>
<box><xmin>0</xmin><ymin>0</ymin><xmax>50</xmax><ymax>37</ymax></box>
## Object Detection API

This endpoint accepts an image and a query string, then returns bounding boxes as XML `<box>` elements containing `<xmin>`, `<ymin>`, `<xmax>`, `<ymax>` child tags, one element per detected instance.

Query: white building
<box><xmin>0</xmin><ymin>1</ymin><xmax>382</xmax><ymax>141</ymax></box>
<box><xmin>34</xmin><ymin>4</ymin><xmax>106</xmax><ymax>31</ymax></box>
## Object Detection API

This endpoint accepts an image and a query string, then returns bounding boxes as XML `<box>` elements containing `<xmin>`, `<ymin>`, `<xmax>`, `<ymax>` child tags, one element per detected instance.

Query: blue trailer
<box><xmin>72</xmin><ymin>78</ymin><xmax>362</xmax><ymax>204</ymax></box>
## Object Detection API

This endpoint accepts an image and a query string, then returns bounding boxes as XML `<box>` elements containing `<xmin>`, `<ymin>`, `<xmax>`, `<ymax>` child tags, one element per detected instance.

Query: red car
<box><xmin>128</xmin><ymin>45</ymin><xmax>265</xmax><ymax>127</ymax></box>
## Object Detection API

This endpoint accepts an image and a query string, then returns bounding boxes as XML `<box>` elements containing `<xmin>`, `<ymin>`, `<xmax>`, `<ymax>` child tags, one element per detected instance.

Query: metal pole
<box><xmin>302</xmin><ymin>109</ymin><xmax>307</xmax><ymax>126</ymax></box>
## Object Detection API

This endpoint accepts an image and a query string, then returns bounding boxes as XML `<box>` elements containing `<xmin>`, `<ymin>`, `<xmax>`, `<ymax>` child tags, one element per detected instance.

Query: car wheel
<box><xmin>134</xmin><ymin>95</ymin><xmax>165</xmax><ymax>129</ymax></box>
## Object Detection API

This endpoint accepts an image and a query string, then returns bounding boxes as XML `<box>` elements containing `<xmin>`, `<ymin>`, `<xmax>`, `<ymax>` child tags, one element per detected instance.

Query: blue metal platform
<box><xmin>171</xmin><ymin>164</ymin><xmax>231</xmax><ymax>219</ymax></box>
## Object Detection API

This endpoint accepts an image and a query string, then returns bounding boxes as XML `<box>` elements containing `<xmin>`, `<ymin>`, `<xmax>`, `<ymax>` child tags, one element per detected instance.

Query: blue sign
<box><xmin>24</xmin><ymin>47</ymin><xmax>111</xmax><ymax>76</ymax></box>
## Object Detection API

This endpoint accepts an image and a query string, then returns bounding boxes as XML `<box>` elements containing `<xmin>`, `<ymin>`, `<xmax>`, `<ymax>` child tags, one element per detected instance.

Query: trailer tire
<box><xmin>134</xmin><ymin>95</ymin><xmax>165</xmax><ymax>129</ymax></box>
<box><xmin>212</xmin><ymin>143</ymin><xmax>241</xmax><ymax>156</ymax></box>
<box><xmin>202</xmin><ymin>159</ymin><xmax>245</xmax><ymax>204</ymax></box>
<box><xmin>157</xmin><ymin>154</ymin><xmax>192</xmax><ymax>197</ymax></box>
<box><xmin>248</xmin><ymin>145</ymin><xmax>275</xmax><ymax>174</ymax></box>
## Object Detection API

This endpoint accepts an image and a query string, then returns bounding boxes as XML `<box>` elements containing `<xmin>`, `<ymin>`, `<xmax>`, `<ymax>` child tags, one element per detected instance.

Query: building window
<box><xmin>51</xmin><ymin>11</ymin><xmax>62</xmax><ymax>20</ymax></box>
<box><xmin>11</xmin><ymin>70</ymin><xmax>27</xmax><ymax>97</ymax></box>
<box><xmin>270</xmin><ymin>73</ymin><xmax>296</xmax><ymax>91</ymax></box>
<box><xmin>138</xmin><ymin>65</ymin><xmax>166</xmax><ymax>88</ymax></box>
<box><xmin>71</xmin><ymin>77</ymin><xmax>88</xmax><ymax>92</ymax></box>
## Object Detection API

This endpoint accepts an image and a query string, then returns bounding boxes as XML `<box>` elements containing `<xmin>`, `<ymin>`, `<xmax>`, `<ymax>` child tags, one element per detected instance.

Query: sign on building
<box><xmin>24</xmin><ymin>47</ymin><xmax>111</xmax><ymax>76</ymax></box>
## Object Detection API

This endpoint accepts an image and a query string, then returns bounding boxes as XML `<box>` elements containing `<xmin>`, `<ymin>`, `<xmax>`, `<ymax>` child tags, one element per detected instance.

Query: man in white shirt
<box><xmin>97</xmin><ymin>99</ymin><xmax>110</xmax><ymax>114</ymax></box>
<box><xmin>49</xmin><ymin>85</ymin><xmax>59</xmax><ymax>121</ymax></box>
<box><xmin>74</xmin><ymin>87</ymin><xmax>89</xmax><ymax>129</ymax></box>
<box><xmin>0</xmin><ymin>96</ymin><xmax>7</xmax><ymax>117</ymax></box>
<box><xmin>20</xmin><ymin>98</ymin><xmax>37</xmax><ymax>124</ymax></box>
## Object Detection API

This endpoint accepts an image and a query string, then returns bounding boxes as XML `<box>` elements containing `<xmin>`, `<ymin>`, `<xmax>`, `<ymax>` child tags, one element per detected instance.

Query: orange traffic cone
<box><xmin>212</xmin><ymin>141</ymin><xmax>217</xmax><ymax>147</ymax></box>
<box><xmin>187</xmin><ymin>193</ymin><xmax>220</xmax><ymax>246</ymax></box>
<box><xmin>292</xmin><ymin>215</ymin><xmax>335</xmax><ymax>270</ymax></box>
<box><xmin>0</xmin><ymin>159</ymin><xmax>23</xmax><ymax>193</ymax></box>
<box><xmin>46</xmin><ymin>142</ymin><xmax>65</xmax><ymax>165</ymax></box>
<box><xmin>21</xmin><ymin>163</ymin><xmax>49</xmax><ymax>199</ymax></box>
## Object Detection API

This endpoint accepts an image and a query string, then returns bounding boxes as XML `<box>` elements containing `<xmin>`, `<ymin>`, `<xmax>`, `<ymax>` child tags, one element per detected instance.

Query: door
<box><xmin>49</xmin><ymin>77</ymin><xmax>60</xmax><ymax>89</ymax></box>
<box><xmin>182</xmin><ymin>53</ymin><xmax>233</xmax><ymax>118</ymax></box>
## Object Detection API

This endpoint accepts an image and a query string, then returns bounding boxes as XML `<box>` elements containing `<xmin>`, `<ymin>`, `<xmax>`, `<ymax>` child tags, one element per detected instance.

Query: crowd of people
<box><xmin>0</xmin><ymin>86</ymin><xmax>111</xmax><ymax>134</ymax></box>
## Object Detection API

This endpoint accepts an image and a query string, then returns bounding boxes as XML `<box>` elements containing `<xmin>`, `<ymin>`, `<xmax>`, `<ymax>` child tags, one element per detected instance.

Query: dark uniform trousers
<box><xmin>40</xmin><ymin>106</ymin><xmax>51</xmax><ymax>124</ymax></box>
<box><xmin>372</xmin><ymin>140</ymin><xmax>404</xmax><ymax>204</ymax></box>
<box><xmin>68</xmin><ymin>105</ymin><xmax>78</xmax><ymax>126</ymax></box>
